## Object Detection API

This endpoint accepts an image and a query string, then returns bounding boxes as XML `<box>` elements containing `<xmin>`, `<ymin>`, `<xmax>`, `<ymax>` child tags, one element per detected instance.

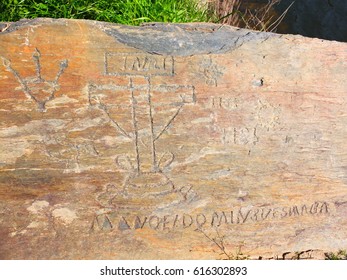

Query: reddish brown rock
<box><xmin>0</xmin><ymin>18</ymin><xmax>347</xmax><ymax>259</ymax></box>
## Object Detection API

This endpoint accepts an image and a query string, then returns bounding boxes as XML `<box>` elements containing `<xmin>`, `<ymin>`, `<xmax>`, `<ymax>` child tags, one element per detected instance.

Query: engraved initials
<box><xmin>105</xmin><ymin>52</ymin><xmax>174</xmax><ymax>76</ymax></box>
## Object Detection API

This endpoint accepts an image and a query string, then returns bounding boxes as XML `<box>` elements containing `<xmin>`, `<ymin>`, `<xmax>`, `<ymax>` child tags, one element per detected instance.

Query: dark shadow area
<box><xmin>276</xmin><ymin>0</ymin><xmax>347</xmax><ymax>42</ymax></box>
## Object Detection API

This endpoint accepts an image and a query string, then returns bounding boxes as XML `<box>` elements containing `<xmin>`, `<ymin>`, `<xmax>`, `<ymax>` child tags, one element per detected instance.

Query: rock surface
<box><xmin>0</xmin><ymin>18</ymin><xmax>347</xmax><ymax>259</ymax></box>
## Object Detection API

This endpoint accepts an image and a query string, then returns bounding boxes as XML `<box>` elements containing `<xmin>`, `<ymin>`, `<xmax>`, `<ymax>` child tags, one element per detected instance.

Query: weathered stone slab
<box><xmin>0</xmin><ymin>18</ymin><xmax>347</xmax><ymax>260</ymax></box>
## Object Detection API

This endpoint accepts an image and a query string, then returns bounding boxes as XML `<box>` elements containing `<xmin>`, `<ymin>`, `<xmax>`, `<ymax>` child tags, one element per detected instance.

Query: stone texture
<box><xmin>0</xmin><ymin>18</ymin><xmax>347</xmax><ymax>260</ymax></box>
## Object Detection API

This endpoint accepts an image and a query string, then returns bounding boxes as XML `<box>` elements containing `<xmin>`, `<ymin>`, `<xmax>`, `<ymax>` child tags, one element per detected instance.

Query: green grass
<box><xmin>0</xmin><ymin>0</ymin><xmax>211</xmax><ymax>25</ymax></box>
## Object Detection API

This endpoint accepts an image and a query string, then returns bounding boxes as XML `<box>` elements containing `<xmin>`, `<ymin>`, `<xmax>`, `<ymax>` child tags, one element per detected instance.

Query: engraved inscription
<box><xmin>1</xmin><ymin>48</ymin><xmax>68</xmax><ymax>111</ymax></box>
<box><xmin>105</xmin><ymin>52</ymin><xmax>174</xmax><ymax>76</ymax></box>
<box><xmin>199</xmin><ymin>57</ymin><xmax>224</xmax><ymax>87</ymax></box>
<box><xmin>210</xmin><ymin>96</ymin><xmax>240</xmax><ymax>110</ymax></box>
<box><xmin>255</xmin><ymin>99</ymin><xmax>281</xmax><ymax>130</ymax></box>
<box><xmin>222</xmin><ymin>127</ymin><xmax>259</xmax><ymax>146</ymax></box>
<box><xmin>91</xmin><ymin>201</ymin><xmax>331</xmax><ymax>232</ymax></box>
<box><xmin>42</xmin><ymin>134</ymin><xmax>99</xmax><ymax>173</ymax></box>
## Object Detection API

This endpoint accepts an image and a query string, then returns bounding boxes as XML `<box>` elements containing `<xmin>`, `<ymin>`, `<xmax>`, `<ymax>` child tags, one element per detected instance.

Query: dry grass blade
<box><xmin>266</xmin><ymin>1</ymin><xmax>295</xmax><ymax>32</ymax></box>
<box><xmin>208</xmin><ymin>0</ymin><xmax>294</xmax><ymax>32</ymax></box>
<box><xmin>208</xmin><ymin>0</ymin><xmax>241</xmax><ymax>26</ymax></box>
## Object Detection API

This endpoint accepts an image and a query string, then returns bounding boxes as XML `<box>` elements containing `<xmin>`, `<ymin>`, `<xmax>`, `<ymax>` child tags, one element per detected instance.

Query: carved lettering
<box><xmin>288</xmin><ymin>206</ymin><xmax>300</xmax><ymax>217</ymax></box>
<box><xmin>211</xmin><ymin>211</ymin><xmax>228</xmax><ymax>227</ymax></box>
<box><xmin>134</xmin><ymin>216</ymin><xmax>147</xmax><ymax>229</ymax></box>
<box><xmin>183</xmin><ymin>214</ymin><xmax>193</xmax><ymax>228</ymax></box>
<box><xmin>221</xmin><ymin>127</ymin><xmax>259</xmax><ymax>146</ymax></box>
<box><xmin>172</xmin><ymin>214</ymin><xmax>180</xmax><ymax>228</ymax></box>
<box><xmin>196</xmin><ymin>214</ymin><xmax>207</xmax><ymax>228</ymax></box>
<box><xmin>118</xmin><ymin>216</ymin><xmax>131</xmax><ymax>230</ymax></box>
<box><xmin>320</xmin><ymin>202</ymin><xmax>329</xmax><ymax>213</ymax></box>
<box><xmin>92</xmin><ymin>201</ymin><xmax>332</xmax><ymax>232</ymax></box>
<box><xmin>282</xmin><ymin>207</ymin><xmax>290</xmax><ymax>218</ymax></box>
<box><xmin>310</xmin><ymin>202</ymin><xmax>319</xmax><ymax>214</ymax></box>
<box><xmin>162</xmin><ymin>215</ymin><xmax>171</xmax><ymax>231</ymax></box>
<box><xmin>103</xmin><ymin>215</ymin><xmax>113</xmax><ymax>230</ymax></box>
<box><xmin>237</xmin><ymin>208</ymin><xmax>251</xmax><ymax>224</ymax></box>
<box><xmin>149</xmin><ymin>215</ymin><xmax>160</xmax><ymax>230</ymax></box>
<box><xmin>105</xmin><ymin>52</ymin><xmax>174</xmax><ymax>76</ymax></box>
<box><xmin>251</xmin><ymin>208</ymin><xmax>260</xmax><ymax>222</ymax></box>
<box><xmin>301</xmin><ymin>205</ymin><xmax>308</xmax><ymax>215</ymax></box>
<box><xmin>210</xmin><ymin>97</ymin><xmax>239</xmax><ymax>110</ymax></box>
<box><xmin>230</xmin><ymin>211</ymin><xmax>234</xmax><ymax>224</ymax></box>
<box><xmin>261</xmin><ymin>208</ymin><xmax>272</xmax><ymax>220</ymax></box>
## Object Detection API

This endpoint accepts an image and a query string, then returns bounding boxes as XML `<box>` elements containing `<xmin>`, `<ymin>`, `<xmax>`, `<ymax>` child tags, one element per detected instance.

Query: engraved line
<box><xmin>154</xmin><ymin>104</ymin><xmax>183</xmax><ymax>142</ymax></box>
<box><xmin>32</xmin><ymin>48</ymin><xmax>42</xmax><ymax>82</ymax></box>
<box><xmin>152</xmin><ymin>84</ymin><xmax>195</xmax><ymax>92</ymax></box>
<box><xmin>1</xmin><ymin>56</ymin><xmax>40</xmax><ymax>104</ymax></box>
<box><xmin>171</xmin><ymin>56</ymin><xmax>175</xmax><ymax>75</ymax></box>
<box><xmin>182</xmin><ymin>86</ymin><xmax>196</xmax><ymax>104</ymax></box>
<box><xmin>90</xmin><ymin>215</ymin><xmax>99</xmax><ymax>232</ymax></box>
<box><xmin>54</xmin><ymin>59</ymin><xmax>68</xmax><ymax>83</ymax></box>
<box><xmin>163</xmin><ymin>56</ymin><xmax>166</xmax><ymax>70</ymax></box>
<box><xmin>233</xmin><ymin>128</ymin><xmax>237</xmax><ymax>144</ymax></box>
<box><xmin>43</xmin><ymin>59</ymin><xmax>68</xmax><ymax>107</ymax></box>
<box><xmin>158</xmin><ymin>152</ymin><xmax>175</xmax><ymax>169</ymax></box>
<box><xmin>87</xmin><ymin>84</ymin><xmax>97</xmax><ymax>105</ymax></box>
<box><xmin>90</xmin><ymin>83</ymin><xmax>149</xmax><ymax>91</ymax></box>
<box><xmin>192</xmin><ymin>86</ymin><xmax>196</xmax><ymax>103</ymax></box>
<box><xmin>88</xmin><ymin>84</ymin><xmax>132</xmax><ymax>139</ymax></box>
<box><xmin>1</xmin><ymin>50</ymin><xmax>68</xmax><ymax>111</ymax></box>
<box><xmin>253</xmin><ymin>127</ymin><xmax>259</xmax><ymax>145</ymax></box>
<box><xmin>104</xmin><ymin>215</ymin><xmax>113</xmax><ymax>229</ymax></box>
<box><xmin>123</xmin><ymin>55</ymin><xmax>127</xmax><ymax>71</ymax></box>
<box><xmin>222</xmin><ymin>128</ymin><xmax>226</xmax><ymax>145</ymax></box>
<box><xmin>130</xmin><ymin>77</ymin><xmax>141</xmax><ymax>174</ymax></box>
<box><xmin>142</xmin><ymin>56</ymin><xmax>149</xmax><ymax>70</ymax></box>
<box><xmin>106</xmin><ymin>72</ymin><xmax>174</xmax><ymax>77</ymax></box>
<box><xmin>132</xmin><ymin>57</ymin><xmax>140</xmax><ymax>71</ymax></box>
<box><xmin>100</xmin><ymin>100</ymin><xmax>132</xmax><ymax>139</ymax></box>
<box><xmin>104</xmin><ymin>52</ymin><xmax>109</xmax><ymax>75</ymax></box>
<box><xmin>147</xmin><ymin>76</ymin><xmax>158</xmax><ymax>171</ymax></box>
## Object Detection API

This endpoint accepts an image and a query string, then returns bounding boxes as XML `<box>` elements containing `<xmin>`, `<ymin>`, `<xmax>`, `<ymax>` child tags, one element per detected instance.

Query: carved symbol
<box><xmin>91</xmin><ymin>53</ymin><xmax>197</xmax><ymax>215</ymax></box>
<box><xmin>1</xmin><ymin>48</ymin><xmax>68</xmax><ymax>111</ymax></box>
<box><xmin>88</xmin><ymin>77</ymin><xmax>195</xmax><ymax>174</ymax></box>
<box><xmin>42</xmin><ymin>134</ymin><xmax>99</xmax><ymax>173</ymax></box>
<box><xmin>199</xmin><ymin>57</ymin><xmax>224</xmax><ymax>87</ymax></box>
<box><xmin>254</xmin><ymin>99</ymin><xmax>281</xmax><ymax>130</ymax></box>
